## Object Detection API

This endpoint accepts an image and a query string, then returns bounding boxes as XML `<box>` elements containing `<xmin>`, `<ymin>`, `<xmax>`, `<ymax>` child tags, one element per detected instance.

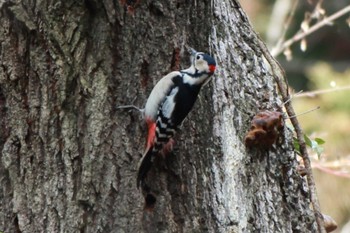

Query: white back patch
<box><xmin>161</xmin><ymin>86</ymin><xmax>179</xmax><ymax>119</ymax></box>
<box><xmin>144</xmin><ymin>71</ymin><xmax>180</xmax><ymax>121</ymax></box>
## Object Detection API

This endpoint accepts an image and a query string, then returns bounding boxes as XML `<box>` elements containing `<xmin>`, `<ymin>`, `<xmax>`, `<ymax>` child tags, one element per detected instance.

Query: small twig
<box><xmin>272</xmin><ymin>5</ymin><xmax>350</xmax><ymax>57</ymax></box>
<box><xmin>295</xmin><ymin>85</ymin><xmax>350</xmax><ymax>98</ymax></box>
<box><xmin>116</xmin><ymin>105</ymin><xmax>144</xmax><ymax>112</ymax></box>
<box><xmin>254</xmin><ymin>33</ymin><xmax>326</xmax><ymax>233</ymax></box>
<box><xmin>272</xmin><ymin>0</ymin><xmax>300</xmax><ymax>50</ymax></box>
<box><xmin>286</xmin><ymin>106</ymin><xmax>320</xmax><ymax>119</ymax></box>
<box><xmin>116</xmin><ymin>96</ymin><xmax>144</xmax><ymax>112</ymax></box>
<box><xmin>283</xmin><ymin>90</ymin><xmax>303</xmax><ymax>105</ymax></box>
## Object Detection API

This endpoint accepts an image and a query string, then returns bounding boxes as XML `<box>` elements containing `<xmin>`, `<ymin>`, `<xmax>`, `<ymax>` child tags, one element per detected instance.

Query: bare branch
<box><xmin>272</xmin><ymin>5</ymin><xmax>350</xmax><ymax>57</ymax></box>
<box><xmin>295</xmin><ymin>85</ymin><xmax>350</xmax><ymax>98</ymax></box>
<box><xmin>313</xmin><ymin>162</ymin><xmax>350</xmax><ymax>179</ymax></box>
<box><xmin>270</xmin><ymin>0</ymin><xmax>300</xmax><ymax>49</ymax></box>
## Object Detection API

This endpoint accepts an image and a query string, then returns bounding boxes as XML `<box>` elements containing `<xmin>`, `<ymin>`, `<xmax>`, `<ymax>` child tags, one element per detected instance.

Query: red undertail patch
<box><xmin>160</xmin><ymin>138</ymin><xmax>175</xmax><ymax>156</ymax></box>
<box><xmin>146</xmin><ymin>119</ymin><xmax>156</xmax><ymax>149</ymax></box>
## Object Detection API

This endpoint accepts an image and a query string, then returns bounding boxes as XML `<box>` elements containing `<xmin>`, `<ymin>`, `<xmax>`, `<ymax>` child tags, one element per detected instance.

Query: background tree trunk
<box><xmin>0</xmin><ymin>0</ymin><xmax>319</xmax><ymax>232</ymax></box>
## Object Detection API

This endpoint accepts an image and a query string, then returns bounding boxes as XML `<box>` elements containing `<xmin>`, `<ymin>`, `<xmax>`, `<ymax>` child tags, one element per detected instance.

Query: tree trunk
<box><xmin>0</xmin><ymin>0</ymin><xmax>319</xmax><ymax>232</ymax></box>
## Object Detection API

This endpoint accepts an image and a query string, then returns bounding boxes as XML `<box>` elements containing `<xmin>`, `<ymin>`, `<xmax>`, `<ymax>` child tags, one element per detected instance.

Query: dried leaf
<box><xmin>283</xmin><ymin>47</ymin><xmax>292</xmax><ymax>61</ymax></box>
<box><xmin>301</xmin><ymin>20</ymin><xmax>310</xmax><ymax>32</ymax></box>
<box><xmin>323</xmin><ymin>214</ymin><xmax>337</xmax><ymax>232</ymax></box>
<box><xmin>300</xmin><ymin>39</ymin><xmax>307</xmax><ymax>52</ymax></box>
<box><xmin>315</xmin><ymin>3</ymin><xmax>326</xmax><ymax>19</ymax></box>
<box><xmin>318</xmin><ymin>7</ymin><xmax>326</xmax><ymax>16</ymax></box>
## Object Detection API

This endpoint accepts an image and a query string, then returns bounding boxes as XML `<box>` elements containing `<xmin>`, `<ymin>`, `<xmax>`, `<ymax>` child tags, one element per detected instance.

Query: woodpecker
<box><xmin>137</xmin><ymin>48</ymin><xmax>216</xmax><ymax>190</ymax></box>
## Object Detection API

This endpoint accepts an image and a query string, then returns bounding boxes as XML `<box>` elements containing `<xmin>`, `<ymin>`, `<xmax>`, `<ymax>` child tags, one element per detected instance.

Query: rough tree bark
<box><xmin>0</xmin><ymin>0</ymin><xmax>319</xmax><ymax>232</ymax></box>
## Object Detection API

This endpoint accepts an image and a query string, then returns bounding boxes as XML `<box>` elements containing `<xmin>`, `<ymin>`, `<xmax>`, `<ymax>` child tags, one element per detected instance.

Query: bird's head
<box><xmin>189</xmin><ymin>48</ymin><xmax>216</xmax><ymax>75</ymax></box>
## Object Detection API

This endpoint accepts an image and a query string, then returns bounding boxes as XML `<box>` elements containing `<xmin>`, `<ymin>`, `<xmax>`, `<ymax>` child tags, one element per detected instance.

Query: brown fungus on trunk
<box><xmin>245</xmin><ymin>111</ymin><xmax>284</xmax><ymax>148</ymax></box>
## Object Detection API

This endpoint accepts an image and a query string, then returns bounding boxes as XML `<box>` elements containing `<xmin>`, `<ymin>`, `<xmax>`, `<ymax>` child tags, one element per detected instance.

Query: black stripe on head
<box><xmin>181</xmin><ymin>70</ymin><xmax>207</xmax><ymax>78</ymax></box>
<box><xmin>202</xmin><ymin>54</ymin><xmax>216</xmax><ymax>66</ymax></box>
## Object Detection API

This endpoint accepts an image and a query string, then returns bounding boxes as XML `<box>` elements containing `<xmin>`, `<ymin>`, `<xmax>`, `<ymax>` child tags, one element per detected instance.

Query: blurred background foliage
<box><xmin>241</xmin><ymin>0</ymin><xmax>350</xmax><ymax>232</ymax></box>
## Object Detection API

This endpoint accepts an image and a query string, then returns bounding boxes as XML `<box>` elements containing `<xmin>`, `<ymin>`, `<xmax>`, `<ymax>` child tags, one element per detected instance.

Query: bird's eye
<box><xmin>196</xmin><ymin>55</ymin><xmax>201</xmax><ymax>60</ymax></box>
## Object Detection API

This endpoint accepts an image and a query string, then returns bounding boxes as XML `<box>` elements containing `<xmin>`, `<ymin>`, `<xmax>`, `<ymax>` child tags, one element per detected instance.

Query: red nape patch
<box><xmin>146</xmin><ymin>119</ymin><xmax>156</xmax><ymax>149</ymax></box>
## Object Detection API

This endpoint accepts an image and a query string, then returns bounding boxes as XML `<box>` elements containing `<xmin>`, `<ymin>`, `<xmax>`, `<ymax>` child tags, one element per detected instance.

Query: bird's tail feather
<box><xmin>137</xmin><ymin>146</ymin><xmax>154</xmax><ymax>190</ymax></box>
